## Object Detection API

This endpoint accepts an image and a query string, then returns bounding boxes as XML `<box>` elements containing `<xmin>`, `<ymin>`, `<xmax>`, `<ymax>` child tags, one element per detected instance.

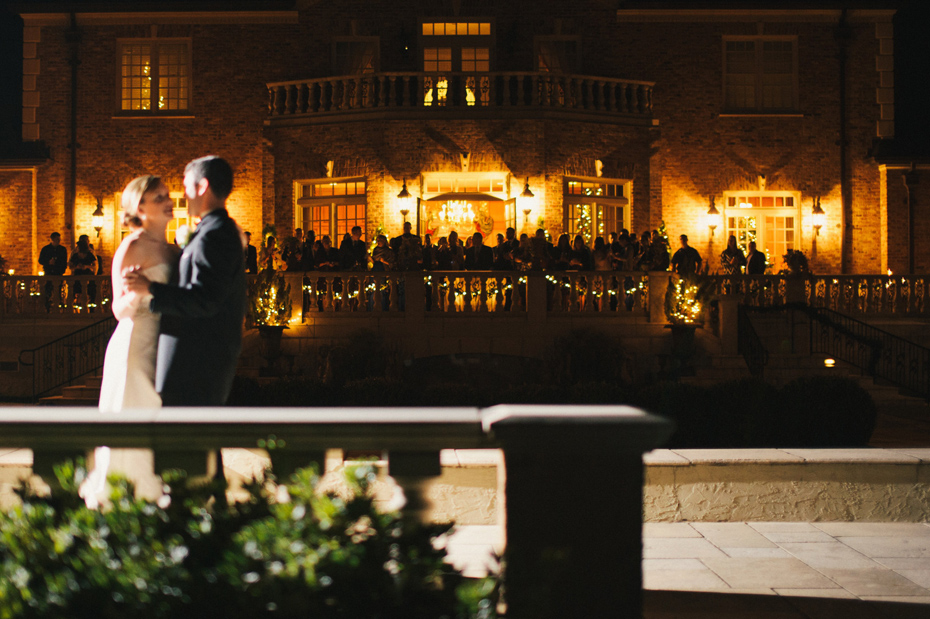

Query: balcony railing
<box><xmin>709</xmin><ymin>274</ymin><xmax>930</xmax><ymax>317</ymax></box>
<box><xmin>0</xmin><ymin>275</ymin><xmax>112</xmax><ymax>319</ymax></box>
<box><xmin>266</xmin><ymin>71</ymin><xmax>654</xmax><ymax>122</ymax></box>
<box><xmin>0</xmin><ymin>404</ymin><xmax>673</xmax><ymax>618</ymax></box>
<box><xmin>293</xmin><ymin>271</ymin><xmax>649</xmax><ymax>317</ymax></box>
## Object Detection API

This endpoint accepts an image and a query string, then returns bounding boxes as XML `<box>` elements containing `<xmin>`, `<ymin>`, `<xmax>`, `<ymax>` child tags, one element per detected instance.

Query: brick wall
<box><xmin>16</xmin><ymin>2</ymin><xmax>890</xmax><ymax>275</ymax></box>
<box><xmin>0</xmin><ymin>170</ymin><xmax>35</xmax><ymax>274</ymax></box>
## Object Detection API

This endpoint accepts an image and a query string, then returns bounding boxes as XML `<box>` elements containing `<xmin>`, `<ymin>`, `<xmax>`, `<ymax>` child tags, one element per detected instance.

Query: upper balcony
<box><xmin>265</xmin><ymin>71</ymin><xmax>655</xmax><ymax>127</ymax></box>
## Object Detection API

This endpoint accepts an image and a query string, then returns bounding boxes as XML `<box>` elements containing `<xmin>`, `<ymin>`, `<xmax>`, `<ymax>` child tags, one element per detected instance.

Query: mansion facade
<box><xmin>0</xmin><ymin>0</ymin><xmax>922</xmax><ymax>277</ymax></box>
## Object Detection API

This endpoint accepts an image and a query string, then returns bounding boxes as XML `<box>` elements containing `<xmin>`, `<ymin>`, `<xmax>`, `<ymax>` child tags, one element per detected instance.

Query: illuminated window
<box><xmin>422</xmin><ymin>22</ymin><xmax>491</xmax><ymax>36</ymax></box>
<box><xmin>422</xmin><ymin>174</ymin><xmax>506</xmax><ymax>195</ymax></box>
<box><xmin>296</xmin><ymin>178</ymin><xmax>367</xmax><ymax>240</ymax></box>
<box><xmin>423</xmin><ymin>48</ymin><xmax>453</xmax><ymax>72</ymax></box>
<box><xmin>723</xmin><ymin>37</ymin><xmax>797</xmax><ymax>112</ymax></box>
<box><xmin>166</xmin><ymin>194</ymin><xmax>190</xmax><ymax>245</ymax></box>
<box><xmin>119</xmin><ymin>40</ymin><xmax>190</xmax><ymax>113</ymax></box>
<box><xmin>461</xmin><ymin>48</ymin><xmax>490</xmax><ymax>72</ymax></box>
<box><xmin>724</xmin><ymin>192</ymin><xmax>799</xmax><ymax>270</ymax></box>
<box><xmin>564</xmin><ymin>177</ymin><xmax>630</xmax><ymax>245</ymax></box>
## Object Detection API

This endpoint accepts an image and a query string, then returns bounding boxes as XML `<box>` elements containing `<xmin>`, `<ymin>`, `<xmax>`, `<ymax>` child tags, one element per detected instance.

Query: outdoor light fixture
<box><xmin>520</xmin><ymin>178</ymin><xmax>534</xmax><ymax>199</ymax></box>
<box><xmin>824</xmin><ymin>358</ymin><xmax>836</xmax><ymax>368</ymax></box>
<box><xmin>705</xmin><ymin>197</ymin><xmax>720</xmax><ymax>237</ymax></box>
<box><xmin>397</xmin><ymin>179</ymin><xmax>411</xmax><ymax>201</ymax></box>
<box><xmin>92</xmin><ymin>199</ymin><xmax>105</xmax><ymax>237</ymax></box>
<box><xmin>811</xmin><ymin>197</ymin><xmax>825</xmax><ymax>236</ymax></box>
<box><xmin>397</xmin><ymin>179</ymin><xmax>412</xmax><ymax>222</ymax></box>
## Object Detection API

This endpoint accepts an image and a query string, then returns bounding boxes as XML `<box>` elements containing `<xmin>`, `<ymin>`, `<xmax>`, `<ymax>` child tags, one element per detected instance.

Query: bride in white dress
<box><xmin>83</xmin><ymin>175</ymin><xmax>177</xmax><ymax>506</ymax></box>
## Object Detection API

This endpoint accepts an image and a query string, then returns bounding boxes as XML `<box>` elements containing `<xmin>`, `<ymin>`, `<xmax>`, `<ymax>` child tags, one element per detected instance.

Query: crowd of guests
<box><xmin>243</xmin><ymin>225</ymin><xmax>727</xmax><ymax>276</ymax></box>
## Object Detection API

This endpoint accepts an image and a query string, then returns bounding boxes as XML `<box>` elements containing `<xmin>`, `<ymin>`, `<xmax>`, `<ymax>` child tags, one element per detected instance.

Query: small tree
<box><xmin>248</xmin><ymin>268</ymin><xmax>292</xmax><ymax>327</ymax></box>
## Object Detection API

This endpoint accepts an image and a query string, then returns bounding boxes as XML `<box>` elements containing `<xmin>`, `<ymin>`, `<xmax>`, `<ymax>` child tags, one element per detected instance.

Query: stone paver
<box><xmin>701</xmin><ymin>557</ymin><xmax>841</xmax><ymax>590</ymax></box>
<box><xmin>839</xmin><ymin>536</ymin><xmax>930</xmax><ymax>558</ymax></box>
<box><xmin>643</xmin><ymin>522</ymin><xmax>702</xmax><ymax>538</ymax></box>
<box><xmin>444</xmin><ymin>521</ymin><xmax>930</xmax><ymax>608</ymax></box>
<box><xmin>778</xmin><ymin>542</ymin><xmax>882</xmax><ymax>570</ymax></box>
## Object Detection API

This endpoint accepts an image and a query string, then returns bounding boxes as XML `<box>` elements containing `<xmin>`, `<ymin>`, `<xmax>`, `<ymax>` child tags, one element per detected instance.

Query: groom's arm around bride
<box><xmin>126</xmin><ymin>156</ymin><xmax>246</xmax><ymax>406</ymax></box>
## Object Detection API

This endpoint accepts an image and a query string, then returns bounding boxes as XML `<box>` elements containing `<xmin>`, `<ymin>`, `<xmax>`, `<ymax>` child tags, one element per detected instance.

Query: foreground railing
<box><xmin>710</xmin><ymin>274</ymin><xmax>930</xmax><ymax>316</ymax></box>
<box><xmin>0</xmin><ymin>405</ymin><xmax>672</xmax><ymax>619</ymax></box>
<box><xmin>0</xmin><ymin>275</ymin><xmax>112</xmax><ymax>318</ymax></box>
<box><xmin>267</xmin><ymin>71</ymin><xmax>654</xmax><ymax>120</ymax></box>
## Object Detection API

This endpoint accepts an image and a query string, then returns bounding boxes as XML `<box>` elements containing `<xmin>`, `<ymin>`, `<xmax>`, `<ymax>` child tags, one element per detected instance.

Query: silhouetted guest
<box><xmin>592</xmin><ymin>237</ymin><xmax>613</xmax><ymax>271</ymax></box>
<box><xmin>720</xmin><ymin>235</ymin><xmax>747</xmax><ymax>275</ymax></box>
<box><xmin>568</xmin><ymin>235</ymin><xmax>592</xmax><ymax>270</ymax></box>
<box><xmin>259</xmin><ymin>235</ymin><xmax>278</xmax><ymax>271</ymax></box>
<box><xmin>435</xmin><ymin>236</ymin><xmax>453</xmax><ymax>270</ymax></box>
<box><xmin>370</xmin><ymin>234</ymin><xmax>394</xmax><ymax>271</ymax></box>
<box><xmin>340</xmin><ymin>226</ymin><xmax>368</xmax><ymax>270</ymax></box>
<box><xmin>68</xmin><ymin>234</ymin><xmax>97</xmax><ymax>310</ymax></box>
<box><xmin>447</xmin><ymin>230</ymin><xmax>465</xmax><ymax>270</ymax></box>
<box><xmin>300</xmin><ymin>230</ymin><xmax>316</xmax><ymax>270</ymax></box>
<box><xmin>390</xmin><ymin>221</ymin><xmax>416</xmax><ymax>253</ymax></box>
<box><xmin>243</xmin><ymin>231</ymin><xmax>258</xmax><ymax>274</ymax></box>
<box><xmin>746</xmin><ymin>241</ymin><xmax>766</xmax><ymax>275</ymax></box>
<box><xmin>671</xmin><ymin>234</ymin><xmax>702</xmax><ymax>276</ymax></box>
<box><xmin>465</xmin><ymin>232</ymin><xmax>494</xmax><ymax>269</ymax></box>
<box><xmin>39</xmin><ymin>231</ymin><xmax>67</xmax><ymax>311</ymax></box>
<box><xmin>552</xmin><ymin>234</ymin><xmax>572</xmax><ymax>270</ymax></box>
<box><xmin>422</xmin><ymin>234</ymin><xmax>436</xmax><ymax>270</ymax></box>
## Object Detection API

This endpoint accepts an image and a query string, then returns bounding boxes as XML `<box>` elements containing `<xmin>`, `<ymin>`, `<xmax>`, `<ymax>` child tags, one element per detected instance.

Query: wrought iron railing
<box><xmin>18</xmin><ymin>316</ymin><xmax>117</xmax><ymax>400</ymax></box>
<box><xmin>266</xmin><ymin>71</ymin><xmax>654</xmax><ymax>120</ymax></box>
<box><xmin>738</xmin><ymin>304</ymin><xmax>768</xmax><ymax>377</ymax></box>
<box><xmin>803</xmin><ymin>305</ymin><xmax>930</xmax><ymax>399</ymax></box>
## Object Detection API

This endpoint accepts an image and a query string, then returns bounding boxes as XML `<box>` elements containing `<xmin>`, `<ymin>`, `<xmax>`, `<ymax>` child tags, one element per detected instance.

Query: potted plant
<box><xmin>248</xmin><ymin>267</ymin><xmax>293</xmax><ymax>363</ymax></box>
<box><xmin>664</xmin><ymin>274</ymin><xmax>713</xmax><ymax>376</ymax></box>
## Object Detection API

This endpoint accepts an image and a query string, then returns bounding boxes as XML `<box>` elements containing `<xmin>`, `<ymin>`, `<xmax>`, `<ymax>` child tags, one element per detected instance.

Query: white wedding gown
<box><xmin>83</xmin><ymin>263</ymin><xmax>171</xmax><ymax>507</ymax></box>
<box><xmin>98</xmin><ymin>262</ymin><xmax>171</xmax><ymax>411</ymax></box>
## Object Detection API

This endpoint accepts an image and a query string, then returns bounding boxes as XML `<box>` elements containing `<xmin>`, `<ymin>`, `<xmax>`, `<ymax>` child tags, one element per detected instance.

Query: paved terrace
<box><xmin>447</xmin><ymin>522</ymin><xmax>930</xmax><ymax>618</ymax></box>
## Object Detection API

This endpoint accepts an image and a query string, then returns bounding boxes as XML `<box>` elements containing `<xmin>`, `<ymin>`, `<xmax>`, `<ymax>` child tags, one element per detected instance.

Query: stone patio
<box><xmin>447</xmin><ymin>522</ymin><xmax>930</xmax><ymax>617</ymax></box>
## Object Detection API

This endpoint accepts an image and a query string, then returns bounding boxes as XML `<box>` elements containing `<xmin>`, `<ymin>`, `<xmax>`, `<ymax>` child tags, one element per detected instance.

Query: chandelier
<box><xmin>438</xmin><ymin>200</ymin><xmax>475</xmax><ymax>224</ymax></box>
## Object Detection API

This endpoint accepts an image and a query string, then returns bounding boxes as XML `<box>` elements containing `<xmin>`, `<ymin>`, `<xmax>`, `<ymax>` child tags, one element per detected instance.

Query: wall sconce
<box><xmin>811</xmin><ymin>197</ymin><xmax>825</xmax><ymax>236</ymax></box>
<box><xmin>520</xmin><ymin>178</ymin><xmax>534</xmax><ymax>200</ymax></box>
<box><xmin>397</xmin><ymin>179</ymin><xmax>412</xmax><ymax>222</ymax></box>
<box><xmin>92</xmin><ymin>198</ymin><xmax>105</xmax><ymax>237</ymax></box>
<box><xmin>705</xmin><ymin>197</ymin><xmax>720</xmax><ymax>237</ymax></box>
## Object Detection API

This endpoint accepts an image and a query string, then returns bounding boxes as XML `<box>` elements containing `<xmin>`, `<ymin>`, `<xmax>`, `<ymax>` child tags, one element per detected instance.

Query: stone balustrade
<box><xmin>709</xmin><ymin>274</ymin><xmax>930</xmax><ymax>316</ymax></box>
<box><xmin>0</xmin><ymin>275</ymin><xmax>112</xmax><ymax>318</ymax></box>
<box><xmin>265</xmin><ymin>71</ymin><xmax>654</xmax><ymax>122</ymax></box>
<box><xmin>0</xmin><ymin>405</ymin><xmax>672</xmax><ymax>619</ymax></box>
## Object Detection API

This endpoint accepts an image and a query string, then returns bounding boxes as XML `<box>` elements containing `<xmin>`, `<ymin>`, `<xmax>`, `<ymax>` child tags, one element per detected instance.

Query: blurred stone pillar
<box><xmin>482</xmin><ymin>405</ymin><xmax>673</xmax><ymax>619</ymax></box>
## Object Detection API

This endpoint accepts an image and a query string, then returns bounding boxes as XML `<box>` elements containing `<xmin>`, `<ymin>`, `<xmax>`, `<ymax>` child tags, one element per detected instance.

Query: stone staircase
<box><xmin>38</xmin><ymin>374</ymin><xmax>102</xmax><ymax>406</ymax></box>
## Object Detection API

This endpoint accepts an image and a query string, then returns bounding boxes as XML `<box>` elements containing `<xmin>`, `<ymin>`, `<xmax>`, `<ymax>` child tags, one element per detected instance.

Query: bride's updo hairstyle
<box><xmin>121</xmin><ymin>175</ymin><xmax>162</xmax><ymax>228</ymax></box>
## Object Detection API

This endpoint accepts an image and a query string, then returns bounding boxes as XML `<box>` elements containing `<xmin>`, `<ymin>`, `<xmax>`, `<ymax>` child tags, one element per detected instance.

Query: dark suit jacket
<box><xmin>150</xmin><ymin>208</ymin><xmax>246</xmax><ymax>406</ymax></box>
<box><xmin>244</xmin><ymin>244</ymin><xmax>258</xmax><ymax>274</ymax></box>
<box><xmin>465</xmin><ymin>244</ymin><xmax>494</xmax><ymax>270</ymax></box>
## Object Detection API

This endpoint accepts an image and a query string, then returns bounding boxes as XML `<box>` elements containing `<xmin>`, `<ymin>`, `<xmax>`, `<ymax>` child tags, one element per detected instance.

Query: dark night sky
<box><xmin>0</xmin><ymin>1</ymin><xmax>928</xmax><ymax>155</ymax></box>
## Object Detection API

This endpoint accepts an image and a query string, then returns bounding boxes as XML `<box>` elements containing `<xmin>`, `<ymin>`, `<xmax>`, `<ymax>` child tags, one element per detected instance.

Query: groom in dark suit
<box><xmin>125</xmin><ymin>156</ymin><xmax>246</xmax><ymax>405</ymax></box>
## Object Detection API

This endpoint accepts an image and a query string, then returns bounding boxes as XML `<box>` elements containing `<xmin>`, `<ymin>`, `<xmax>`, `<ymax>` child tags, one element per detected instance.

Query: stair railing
<box><xmin>737</xmin><ymin>304</ymin><xmax>768</xmax><ymax>377</ymax></box>
<box><xmin>802</xmin><ymin>305</ymin><xmax>930</xmax><ymax>399</ymax></box>
<box><xmin>18</xmin><ymin>316</ymin><xmax>117</xmax><ymax>401</ymax></box>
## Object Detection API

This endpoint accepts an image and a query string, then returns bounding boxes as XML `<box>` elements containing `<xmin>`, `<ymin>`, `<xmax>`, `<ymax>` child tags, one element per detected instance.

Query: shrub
<box><xmin>776</xmin><ymin>375</ymin><xmax>877</xmax><ymax>446</ymax></box>
<box><xmin>542</xmin><ymin>329</ymin><xmax>627</xmax><ymax>385</ymax></box>
<box><xmin>0</xmin><ymin>460</ymin><xmax>497</xmax><ymax>619</ymax></box>
<box><xmin>320</xmin><ymin>329</ymin><xmax>395</xmax><ymax>386</ymax></box>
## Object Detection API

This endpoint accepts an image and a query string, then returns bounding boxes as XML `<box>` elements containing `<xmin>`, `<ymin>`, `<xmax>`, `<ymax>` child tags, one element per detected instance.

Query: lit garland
<box><xmin>248</xmin><ymin>268</ymin><xmax>292</xmax><ymax>326</ymax></box>
<box><xmin>664</xmin><ymin>275</ymin><xmax>709</xmax><ymax>325</ymax></box>
<box><xmin>578</xmin><ymin>204</ymin><xmax>592</xmax><ymax>245</ymax></box>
